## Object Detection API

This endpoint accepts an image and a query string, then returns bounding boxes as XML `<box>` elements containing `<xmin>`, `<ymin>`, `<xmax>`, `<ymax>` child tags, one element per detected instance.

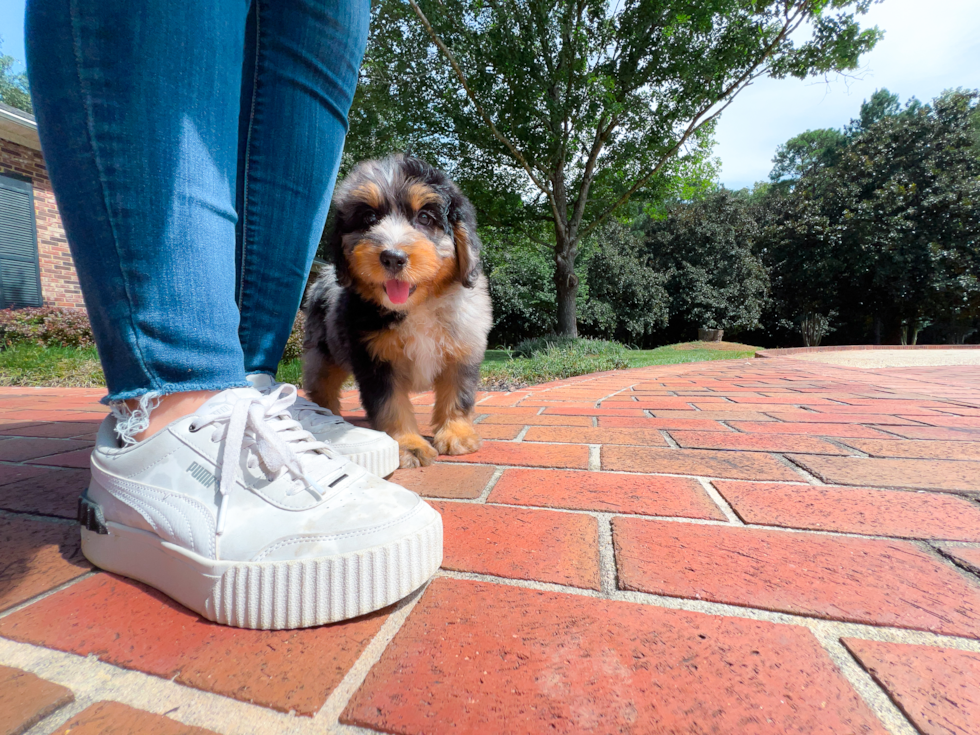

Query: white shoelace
<box><xmin>189</xmin><ymin>385</ymin><xmax>347</xmax><ymax>534</ymax></box>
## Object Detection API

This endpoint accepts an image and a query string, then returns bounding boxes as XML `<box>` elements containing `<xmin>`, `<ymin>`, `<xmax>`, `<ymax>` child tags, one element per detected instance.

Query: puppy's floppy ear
<box><xmin>326</xmin><ymin>213</ymin><xmax>352</xmax><ymax>287</ymax></box>
<box><xmin>447</xmin><ymin>188</ymin><xmax>481</xmax><ymax>288</ymax></box>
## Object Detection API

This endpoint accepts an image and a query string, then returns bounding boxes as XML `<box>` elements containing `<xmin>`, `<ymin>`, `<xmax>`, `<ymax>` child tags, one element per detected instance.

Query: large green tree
<box><xmin>762</xmin><ymin>90</ymin><xmax>980</xmax><ymax>344</ymax></box>
<box><xmin>644</xmin><ymin>189</ymin><xmax>769</xmax><ymax>339</ymax></box>
<box><xmin>381</xmin><ymin>0</ymin><xmax>881</xmax><ymax>335</ymax></box>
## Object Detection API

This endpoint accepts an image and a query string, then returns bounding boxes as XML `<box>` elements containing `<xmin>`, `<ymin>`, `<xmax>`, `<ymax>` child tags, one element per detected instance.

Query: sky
<box><xmin>3</xmin><ymin>0</ymin><xmax>979</xmax><ymax>190</ymax></box>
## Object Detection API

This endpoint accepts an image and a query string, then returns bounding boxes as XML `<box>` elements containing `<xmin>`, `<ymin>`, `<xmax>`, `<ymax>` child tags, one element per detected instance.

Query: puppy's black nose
<box><xmin>380</xmin><ymin>250</ymin><xmax>408</xmax><ymax>271</ymax></box>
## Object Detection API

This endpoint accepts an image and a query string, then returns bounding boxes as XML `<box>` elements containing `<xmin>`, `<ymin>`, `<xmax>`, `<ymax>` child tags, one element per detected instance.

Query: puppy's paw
<box><xmin>397</xmin><ymin>434</ymin><xmax>438</xmax><ymax>468</ymax></box>
<box><xmin>433</xmin><ymin>420</ymin><xmax>482</xmax><ymax>456</ymax></box>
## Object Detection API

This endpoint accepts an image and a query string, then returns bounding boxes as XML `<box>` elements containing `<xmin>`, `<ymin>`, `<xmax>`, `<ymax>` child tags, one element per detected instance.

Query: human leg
<box><xmin>26</xmin><ymin>0</ymin><xmax>251</xmax><ymax>411</ymax></box>
<box><xmin>235</xmin><ymin>0</ymin><xmax>370</xmax><ymax>375</ymax></box>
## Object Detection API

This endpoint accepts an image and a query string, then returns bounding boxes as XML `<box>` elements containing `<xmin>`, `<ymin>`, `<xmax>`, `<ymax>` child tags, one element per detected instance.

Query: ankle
<box><xmin>121</xmin><ymin>390</ymin><xmax>221</xmax><ymax>443</ymax></box>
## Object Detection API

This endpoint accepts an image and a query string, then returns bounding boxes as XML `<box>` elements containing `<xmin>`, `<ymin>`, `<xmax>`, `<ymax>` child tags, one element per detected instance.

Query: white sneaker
<box><xmin>247</xmin><ymin>373</ymin><xmax>399</xmax><ymax>477</ymax></box>
<box><xmin>78</xmin><ymin>385</ymin><xmax>441</xmax><ymax>629</ymax></box>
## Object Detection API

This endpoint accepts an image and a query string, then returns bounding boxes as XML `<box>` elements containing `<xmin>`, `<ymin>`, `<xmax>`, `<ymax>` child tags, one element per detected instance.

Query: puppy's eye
<box><xmin>363</xmin><ymin>211</ymin><xmax>378</xmax><ymax>227</ymax></box>
<box><xmin>416</xmin><ymin>211</ymin><xmax>433</xmax><ymax>227</ymax></box>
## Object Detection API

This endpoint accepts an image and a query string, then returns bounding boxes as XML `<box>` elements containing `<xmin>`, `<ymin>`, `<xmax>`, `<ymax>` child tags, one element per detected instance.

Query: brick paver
<box><xmin>838</xmin><ymin>437</ymin><xmax>980</xmax><ymax>460</ymax></box>
<box><xmin>0</xmin><ymin>574</ymin><xmax>388</xmax><ymax>715</ymax></box>
<box><xmin>0</xmin><ymin>664</ymin><xmax>74</xmax><ymax>735</ymax></box>
<box><xmin>613</xmin><ymin>518</ymin><xmax>980</xmax><ymax>637</ymax></box>
<box><xmin>715</xmin><ymin>481</ymin><xmax>980</xmax><ymax>540</ymax></box>
<box><xmin>489</xmin><ymin>468</ymin><xmax>725</xmax><ymax>518</ymax></box>
<box><xmin>842</xmin><ymin>639</ymin><xmax>980</xmax><ymax>735</ymax></box>
<box><xmin>343</xmin><ymin>578</ymin><xmax>885</xmax><ymax>735</ymax></box>
<box><xmin>434</xmin><ymin>502</ymin><xmax>600</xmax><ymax>589</ymax></box>
<box><xmin>51</xmin><ymin>701</ymin><xmax>219</xmax><ymax>734</ymax></box>
<box><xmin>0</xmin><ymin>516</ymin><xmax>90</xmax><ymax>612</ymax></box>
<box><xmin>668</xmin><ymin>430</ymin><xmax>848</xmax><ymax>454</ymax></box>
<box><xmin>788</xmin><ymin>454</ymin><xmax>980</xmax><ymax>493</ymax></box>
<box><xmin>603</xmin><ymin>445</ymin><xmax>802</xmax><ymax>480</ymax></box>
<box><xmin>2</xmin><ymin>356</ymin><xmax>979</xmax><ymax>733</ymax></box>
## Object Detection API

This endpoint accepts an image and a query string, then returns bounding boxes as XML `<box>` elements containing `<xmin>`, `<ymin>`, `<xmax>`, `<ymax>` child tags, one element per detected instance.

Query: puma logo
<box><xmin>187</xmin><ymin>461</ymin><xmax>217</xmax><ymax>490</ymax></box>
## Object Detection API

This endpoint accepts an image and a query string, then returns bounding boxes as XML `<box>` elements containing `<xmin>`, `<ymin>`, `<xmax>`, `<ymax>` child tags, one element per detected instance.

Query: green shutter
<box><xmin>0</xmin><ymin>174</ymin><xmax>43</xmax><ymax>308</ymax></box>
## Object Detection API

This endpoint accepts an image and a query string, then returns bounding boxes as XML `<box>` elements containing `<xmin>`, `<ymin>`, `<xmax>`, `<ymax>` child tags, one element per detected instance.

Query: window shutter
<box><xmin>0</xmin><ymin>174</ymin><xmax>43</xmax><ymax>308</ymax></box>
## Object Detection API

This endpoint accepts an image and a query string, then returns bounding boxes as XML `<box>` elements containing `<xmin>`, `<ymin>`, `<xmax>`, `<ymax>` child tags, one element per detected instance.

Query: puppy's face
<box><xmin>329</xmin><ymin>156</ymin><xmax>481</xmax><ymax>311</ymax></box>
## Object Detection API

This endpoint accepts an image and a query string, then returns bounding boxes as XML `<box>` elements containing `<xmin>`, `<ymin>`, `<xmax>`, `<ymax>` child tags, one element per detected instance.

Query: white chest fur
<box><xmin>392</xmin><ymin>279</ymin><xmax>492</xmax><ymax>391</ymax></box>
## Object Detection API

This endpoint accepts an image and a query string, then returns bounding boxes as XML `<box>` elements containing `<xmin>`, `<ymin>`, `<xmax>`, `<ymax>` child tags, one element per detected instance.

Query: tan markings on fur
<box><xmin>373</xmin><ymin>386</ymin><xmax>437</xmax><ymax>468</ymax></box>
<box><xmin>305</xmin><ymin>362</ymin><xmax>348</xmax><ymax>416</ymax></box>
<box><xmin>350</xmin><ymin>182</ymin><xmax>383</xmax><ymax>209</ymax></box>
<box><xmin>431</xmin><ymin>362</ymin><xmax>482</xmax><ymax>456</ymax></box>
<box><xmin>364</xmin><ymin>328</ymin><xmax>405</xmax><ymax>364</ymax></box>
<box><xmin>453</xmin><ymin>222</ymin><xmax>472</xmax><ymax>283</ymax></box>
<box><xmin>406</xmin><ymin>182</ymin><xmax>442</xmax><ymax>211</ymax></box>
<box><xmin>347</xmin><ymin>233</ymin><xmax>446</xmax><ymax>308</ymax></box>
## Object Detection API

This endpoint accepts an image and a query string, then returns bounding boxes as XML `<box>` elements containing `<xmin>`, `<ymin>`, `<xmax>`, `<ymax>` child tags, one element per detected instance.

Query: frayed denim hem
<box><xmin>100</xmin><ymin>380</ymin><xmax>253</xmax><ymax>405</ymax></box>
<box><xmin>103</xmin><ymin>380</ymin><xmax>253</xmax><ymax>445</ymax></box>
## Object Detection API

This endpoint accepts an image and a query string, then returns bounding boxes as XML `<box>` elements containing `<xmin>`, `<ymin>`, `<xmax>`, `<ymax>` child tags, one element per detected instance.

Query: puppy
<box><xmin>303</xmin><ymin>155</ymin><xmax>492</xmax><ymax>469</ymax></box>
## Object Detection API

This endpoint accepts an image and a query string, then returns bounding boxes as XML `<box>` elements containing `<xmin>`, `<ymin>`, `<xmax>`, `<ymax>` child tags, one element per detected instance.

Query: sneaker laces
<box><xmin>189</xmin><ymin>385</ymin><xmax>345</xmax><ymax>534</ymax></box>
<box><xmin>255</xmin><ymin>379</ymin><xmax>345</xmax><ymax>428</ymax></box>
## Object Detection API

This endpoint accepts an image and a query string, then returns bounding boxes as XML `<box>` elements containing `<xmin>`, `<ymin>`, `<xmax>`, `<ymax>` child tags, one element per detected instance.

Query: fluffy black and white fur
<box><xmin>303</xmin><ymin>155</ymin><xmax>491</xmax><ymax>469</ymax></box>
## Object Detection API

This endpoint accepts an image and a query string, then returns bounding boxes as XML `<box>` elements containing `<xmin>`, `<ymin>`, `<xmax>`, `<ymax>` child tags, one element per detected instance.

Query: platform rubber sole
<box><xmin>341</xmin><ymin>436</ymin><xmax>400</xmax><ymax>478</ymax></box>
<box><xmin>80</xmin><ymin>514</ymin><xmax>442</xmax><ymax>629</ymax></box>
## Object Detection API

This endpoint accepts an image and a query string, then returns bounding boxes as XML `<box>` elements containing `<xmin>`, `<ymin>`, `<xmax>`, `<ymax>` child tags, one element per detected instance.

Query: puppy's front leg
<box><xmin>372</xmin><ymin>385</ymin><xmax>437</xmax><ymax>469</ymax></box>
<box><xmin>432</xmin><ymin>361</ymin><xmax>482</xmax><ymax>456</ymax></box>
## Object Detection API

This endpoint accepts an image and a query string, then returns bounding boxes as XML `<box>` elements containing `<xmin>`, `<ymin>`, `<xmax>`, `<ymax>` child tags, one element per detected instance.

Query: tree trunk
<box><xmin>554</xmin><ymin>231</ymin><xmax>578</xmax><ymax>337</ymax></box>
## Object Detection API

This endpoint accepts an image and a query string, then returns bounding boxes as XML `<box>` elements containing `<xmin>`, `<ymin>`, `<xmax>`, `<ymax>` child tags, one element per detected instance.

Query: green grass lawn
<box><xmin>0</xmin><ymin>341</ymin><xmax>758</xmax><ymax>390</ymax></box>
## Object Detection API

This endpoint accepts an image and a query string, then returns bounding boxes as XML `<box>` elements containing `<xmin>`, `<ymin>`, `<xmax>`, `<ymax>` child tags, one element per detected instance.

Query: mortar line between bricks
<box><xmin>0</xmin><ymin>572</ymin><xmax>97</xmax><ymax>621</ymax></box>
<box><xmin>911</xmin><ymin>539</ymin><xmax>980</xmax><ymax>587</ymax></box>
<box><xmin>717</xmin><ymin>420</ymin><xmax>740</xmax><ymax>433</ymax></box>
<box><xmin>427</xmin><ymin>496</ymin><xmax>980</xmax><ymax>542</ymax></box>
<box><xmin>696</xmin><ymin>478</ymin><xmax>743</xmax><ymax>525</ymax></box>
<box><xmin>775</xmin><ymin>453</ymin><xmax>826</xmax><ymax>484</ymax></box>
<box><xmin>428</xmin><ymin>459</ymin><xmax>979</xmax><ymax>493</ymax></box>
<box><xmin>0</xmin><ymin>637</ymin><xmax>319</xmax><ymax>735</ymax></box>
<box><xmin>587</xmin><ymin>445</ymin><xmax>600</xmax><ymax>471</ymax></box>
<box><xmin>659</xmin><ymin>429</ymin><xmax>679</xmax><ymax>448</ymax></box>
<box><xmin>434</xmin><ymin>569</ymin><xmax>980</xmax><ymax>650</ymax></box>
<box><xmin>314</xmin><ymin>583</ymin><xmax>428</xmax><ymax>730</ymax></box>
<box><xmin>825</xmin><ymin>437</ymin><xmax>869</xmax><ymax>457</ymax></box>
<box><xmin>595</xmin><ymin>513</ymin><xmax>617</xmax><ymax>595</ymax></box>
<box><xmin>0</xmin><ymin>508</ymin><xmax>78</xmax><ymax>526</ymax></box>
<box><xmin>475</xmin><ymin>467</ymin><xmax>504</xmax><ymax>503</ymax></box>
<box><xmin>809</xmin><ymin>626</ymin><xmax>918</xmax><ymax>735</ymax></box>
<box><xmin>512</xmin><ymin>425</ymin><xmax>530</xmax><ymax>442</ymax></box>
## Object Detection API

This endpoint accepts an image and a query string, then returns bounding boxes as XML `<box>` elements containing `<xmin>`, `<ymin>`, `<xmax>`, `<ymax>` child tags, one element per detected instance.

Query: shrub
<box><xmin>513</xmin><ymin>334</ymin><xmax>627</xmax><ymax>360</ymax></box>
<box><xmin>0</xmin><ymin>307</ymin><xmax>94</xmax><ymax>349</ymax></box>
<box><xmin>483</xmin><ymin>336</ymin><xmax>630</xmax><ymax>389</ymax></box>
<box><xmin>281</xmin><ymin>311</ymin><xmax>306</xmax><ymax>362</ymax></box>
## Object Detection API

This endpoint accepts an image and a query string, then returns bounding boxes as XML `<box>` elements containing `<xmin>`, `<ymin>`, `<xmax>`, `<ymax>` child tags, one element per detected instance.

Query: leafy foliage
<box><xmin>350</xmin><ymin>0</ymin><xmax>881</xmax><ymax>334</ymax></box>
<box><xmin>769</xmin><ymin>128</ymin><xmax>847</xmax><ymax>188</ymax></box>
<box><xmin>644</xmin><ymin>190</ymin><xmax>769</xmax><ymax>338</ymax></box>
<box><xmin>761</xmin><ymin>89</ymin><xmax>980</xmax><ymax>344</ymax></box>
<box><xmin>0</xmin><ymin>307</ymin><xmax>94</xmax><ymax>348</ymax></box>
<box><xmin>0</xmin><ymin>42</ymin><xmax>31</xmax><ymax>114</ymax></box>
<box><xmin>579</xmin><ymin>222</ymin><xmax>668</xmax><ymax>345</ymax></box>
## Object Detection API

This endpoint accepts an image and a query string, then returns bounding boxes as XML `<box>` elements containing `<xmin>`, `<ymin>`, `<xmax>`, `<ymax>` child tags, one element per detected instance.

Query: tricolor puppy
<box><xmin>303</xmin><ymin>155</ymin><xmax>492</xmax><ymax>469</ymax></box>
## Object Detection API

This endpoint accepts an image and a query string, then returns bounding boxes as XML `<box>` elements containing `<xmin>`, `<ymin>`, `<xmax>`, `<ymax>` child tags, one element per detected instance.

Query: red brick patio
<box><xmin>1</xmin><ymin>356</ymin><xmax>979</xmax><ymax>735</ymax></box>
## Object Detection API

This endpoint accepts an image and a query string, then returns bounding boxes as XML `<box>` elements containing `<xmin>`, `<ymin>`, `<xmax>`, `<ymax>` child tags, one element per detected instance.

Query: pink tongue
<box><xmin>385</xmin><ymin>279</ymin><xmax>411</xmax><ymax>304</ymax></box>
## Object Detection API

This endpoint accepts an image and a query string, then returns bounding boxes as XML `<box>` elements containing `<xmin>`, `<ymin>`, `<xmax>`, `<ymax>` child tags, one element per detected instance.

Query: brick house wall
<box><xmin>0</xmin><ymin>120</ymin><xmax>85</xmax><ymax>309</ymax></box>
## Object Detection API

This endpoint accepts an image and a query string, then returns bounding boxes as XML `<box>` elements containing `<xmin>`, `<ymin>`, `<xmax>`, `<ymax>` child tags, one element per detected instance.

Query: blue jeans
<box><xmin>25</xmin><ymin>0</ymin><xmax>369</xmax><ymax>402</ymax></box>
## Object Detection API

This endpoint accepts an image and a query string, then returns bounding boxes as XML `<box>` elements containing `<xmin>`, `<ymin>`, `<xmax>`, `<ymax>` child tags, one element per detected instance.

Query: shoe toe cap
<box><xmin>250</xmin><ymin>477</ymin><xmax>441</xmax><ymax>562</ymax></box>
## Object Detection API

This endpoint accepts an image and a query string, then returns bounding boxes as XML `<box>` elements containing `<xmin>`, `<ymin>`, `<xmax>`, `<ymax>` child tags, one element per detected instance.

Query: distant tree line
<box><xmin>485</xmin><ymin>88</ymin><xmax>980</xmax><ymax>348</ymax></box>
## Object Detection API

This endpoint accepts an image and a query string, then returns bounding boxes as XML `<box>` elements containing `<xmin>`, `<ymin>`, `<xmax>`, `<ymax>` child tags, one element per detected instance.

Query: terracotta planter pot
<box><xmin>698</xmin><ymin>328</ymin><xmax>724</xmax><ymax>342</ymax></box>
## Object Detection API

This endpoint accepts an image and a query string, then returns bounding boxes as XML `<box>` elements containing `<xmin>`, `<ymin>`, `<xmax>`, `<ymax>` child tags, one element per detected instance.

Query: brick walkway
<box><xmin>1</xmin><ymin>357</ymin><xmax>979</xmax><ymax>735</ymax></box>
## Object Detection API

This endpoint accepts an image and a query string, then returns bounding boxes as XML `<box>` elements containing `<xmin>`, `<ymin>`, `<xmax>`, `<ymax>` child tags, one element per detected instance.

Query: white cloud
<box><xmin>715</xmin><ymin>0</ymin><xmax>980</xmax><ymax>189</ymax></box>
